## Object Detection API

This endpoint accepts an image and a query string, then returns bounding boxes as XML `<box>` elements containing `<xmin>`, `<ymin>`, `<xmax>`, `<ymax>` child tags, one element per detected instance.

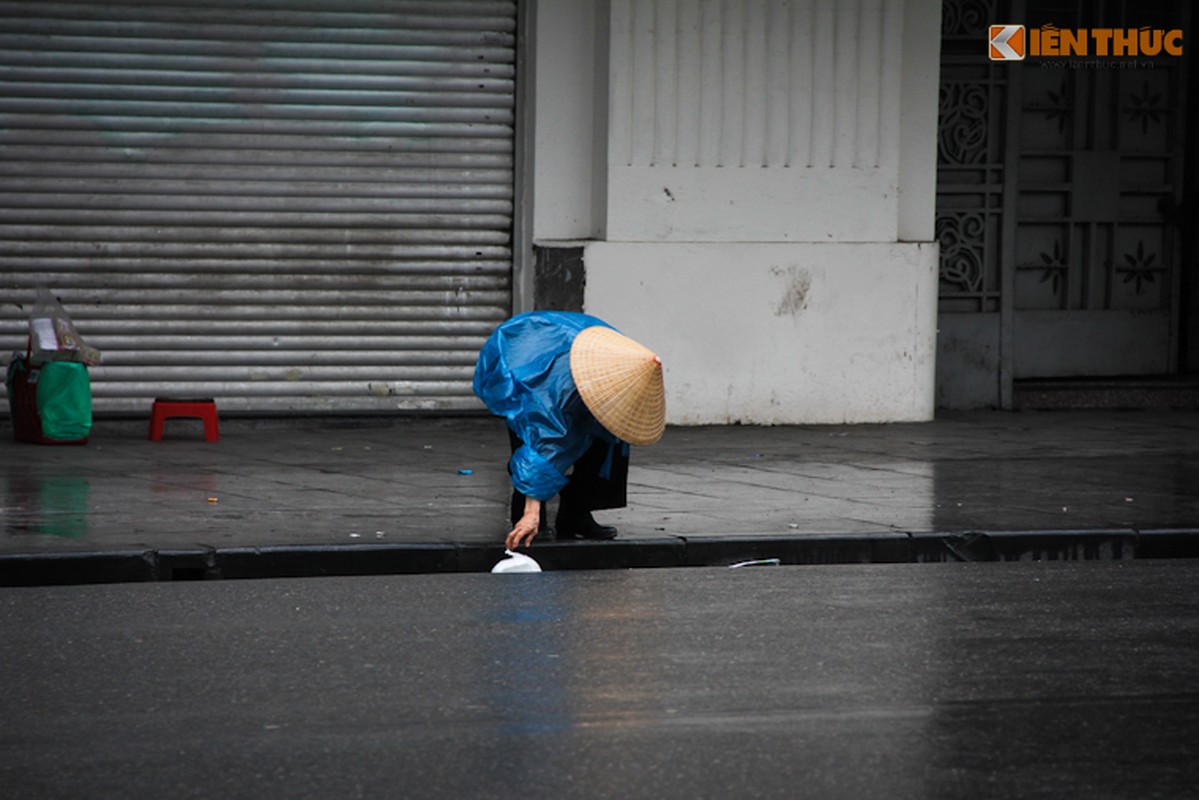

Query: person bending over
<box><xmin>473</xmin><ymin>311</ymin><xmax>665</xmax><ymax>550</ymax></box>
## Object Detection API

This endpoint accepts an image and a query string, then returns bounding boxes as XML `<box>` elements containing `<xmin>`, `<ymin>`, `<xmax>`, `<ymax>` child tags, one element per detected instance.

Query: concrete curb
<box><xmin>2</xmin><ymin>528</ymin><xmax>1197</xmax><ymax>586</ymax></box>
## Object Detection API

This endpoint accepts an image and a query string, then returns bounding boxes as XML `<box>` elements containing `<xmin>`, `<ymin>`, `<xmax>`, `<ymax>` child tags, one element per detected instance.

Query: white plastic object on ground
<box><xmin>491</xmin><ymin>549</ymin><xmax>543</xmax><ymax>573</ymax></box>
<box><xmin>728</xmin><ymin>558</ymin><xmax>782</xmax><ymax>569</ymax></box>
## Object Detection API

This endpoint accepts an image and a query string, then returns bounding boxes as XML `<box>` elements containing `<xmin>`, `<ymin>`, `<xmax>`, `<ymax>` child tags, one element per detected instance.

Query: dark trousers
<box><xmin>508</xmin><ymin>431</ymin><xmax>629</xmax><ymax>527</ymax></box>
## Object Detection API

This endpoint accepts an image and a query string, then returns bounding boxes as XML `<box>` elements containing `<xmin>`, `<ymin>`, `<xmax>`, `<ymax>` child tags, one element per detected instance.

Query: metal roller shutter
<box><xmin>0</xmin><ymin>0</ymin><xmax>516</xmax><ymax>414</ymax></box>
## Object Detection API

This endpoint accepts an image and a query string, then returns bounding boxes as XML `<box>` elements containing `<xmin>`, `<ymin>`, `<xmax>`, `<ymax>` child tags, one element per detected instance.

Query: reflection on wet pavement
<box><xmin>0</xmin><ymin>412</ymin><xmax>1196</xmax><ymax>554</ymax></box>
<box><xmin>5</xmin><ymin>471</ymin><xmax>89</xmax><ymax>538</ymax></box>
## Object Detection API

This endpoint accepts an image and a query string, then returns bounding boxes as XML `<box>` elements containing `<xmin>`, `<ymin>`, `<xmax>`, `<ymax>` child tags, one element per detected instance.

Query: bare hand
<box><xmin>505</xmin><ymin>497</ymin><xmax>543</xmax><ymax>550</ymax></box>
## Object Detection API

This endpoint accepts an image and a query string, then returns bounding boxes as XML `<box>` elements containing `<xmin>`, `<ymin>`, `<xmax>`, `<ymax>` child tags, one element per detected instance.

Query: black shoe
<box><xmin>555</xmin><ymin>511</ymin><xmax>618</xmax><ymax>540</ymax></box>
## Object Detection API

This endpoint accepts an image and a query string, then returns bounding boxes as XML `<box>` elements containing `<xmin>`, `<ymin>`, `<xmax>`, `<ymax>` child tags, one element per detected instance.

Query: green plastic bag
<box><xmin>36</xmin><ymin>362</ymin><xmax>92</xmax><ymax>441</ymax></box>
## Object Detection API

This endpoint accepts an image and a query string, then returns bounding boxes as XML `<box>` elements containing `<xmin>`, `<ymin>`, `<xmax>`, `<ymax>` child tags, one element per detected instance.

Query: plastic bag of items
<box><xmin>4</xmin><ymin>290</ymin><xmax>98</xmax><ymax>444</ymax></box>
<box><xmin>28</xmin><ymin>288</ymin><xmax>101</xmax><ymax>366</ymax></box>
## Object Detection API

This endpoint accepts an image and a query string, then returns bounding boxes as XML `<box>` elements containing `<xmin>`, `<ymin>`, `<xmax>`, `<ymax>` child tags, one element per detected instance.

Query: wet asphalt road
<box><xmin>2</xmin><ymin>560</ymin><xmax>1197</xmax><ymax>799</ymax></box>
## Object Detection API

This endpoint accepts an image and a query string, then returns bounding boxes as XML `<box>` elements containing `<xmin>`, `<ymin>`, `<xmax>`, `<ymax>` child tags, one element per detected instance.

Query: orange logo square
<box><xmin>989</xmin><ymin>24</ymin><xmax>1026</xmax><ymax>60</ymax></box>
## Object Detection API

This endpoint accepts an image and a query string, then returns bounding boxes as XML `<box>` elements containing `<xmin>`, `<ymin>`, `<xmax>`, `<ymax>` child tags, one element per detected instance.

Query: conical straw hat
<box><xmin>570</xmin><ymin>326</ymin><xmax>665</xmax><ymax>446</ymax></box>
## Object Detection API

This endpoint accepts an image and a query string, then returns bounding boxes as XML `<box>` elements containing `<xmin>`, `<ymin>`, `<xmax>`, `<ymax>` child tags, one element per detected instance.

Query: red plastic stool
<box><xmin>149</xmin><ymin>398</ymin><xmax>220</xmax><ymax>442</ymax></box>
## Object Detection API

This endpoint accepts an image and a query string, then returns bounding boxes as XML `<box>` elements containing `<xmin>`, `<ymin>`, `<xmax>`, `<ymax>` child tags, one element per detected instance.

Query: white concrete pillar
<box><xmin>531</xmin><ymin>0</ymin><xmax>942</xmax><ymax>424</ymax></box>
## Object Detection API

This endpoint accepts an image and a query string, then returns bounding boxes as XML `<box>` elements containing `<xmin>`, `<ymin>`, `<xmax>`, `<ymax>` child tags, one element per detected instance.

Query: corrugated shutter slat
<box><xmin>0</xmin><ymin>0</ymin><xmax>516</xmax><ymax>414</ymax></box>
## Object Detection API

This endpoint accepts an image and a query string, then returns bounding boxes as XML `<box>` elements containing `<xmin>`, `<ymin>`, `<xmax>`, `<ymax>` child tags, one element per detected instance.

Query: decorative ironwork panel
<box><xmin>936</xmin><ymin>0</ymin><xmax>1006</xmax><ymax>313</ymax></box>
<box><xmin>1013</xmin><ymin>0</ymin><xmax>1184</xmax><ymax>315</ymax></box>
<box><xmin>936</xmin><ymin>0</ymin><xmax>1188</xmax><ymax>396</ymax></box>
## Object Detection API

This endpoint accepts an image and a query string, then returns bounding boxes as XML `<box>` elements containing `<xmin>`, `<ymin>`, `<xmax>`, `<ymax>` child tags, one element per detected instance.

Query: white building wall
<box><xmin>531</xmin><ymin>0</ymin><xmax>942</xmax><ymax>425</ymax></box>
<box><xmin>605</xmin><ymin>0</ymin><xmax>903</xmax><ymax>243</ymax></box>
<box><xmin>586</xmin><ymin>242</ymin><xmax>938</xmax><ymax>424</ymax></box>
<box><xmin>530</xmin><ymin>0</ymin><xmax>600</xmax><ymax>241</ymax></box>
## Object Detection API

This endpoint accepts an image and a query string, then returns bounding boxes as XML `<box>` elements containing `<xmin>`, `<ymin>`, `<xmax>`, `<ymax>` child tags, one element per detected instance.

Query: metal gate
<box><xmin>936</xmin><ymin>0</ymin><xmax>1189</xmax><ymax>408</ymax></box>
<box><xmin>0</xmin><ymin>0</ymin><xmax>516</xmax><ymax>414</ymax></box>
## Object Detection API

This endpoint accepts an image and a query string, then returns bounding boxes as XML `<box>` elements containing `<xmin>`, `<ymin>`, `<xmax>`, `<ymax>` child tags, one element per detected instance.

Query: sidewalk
<box><xmin>2</xmin><ymin>410</ymin><xmax>1197</xmax><ymax>584</ymax></box>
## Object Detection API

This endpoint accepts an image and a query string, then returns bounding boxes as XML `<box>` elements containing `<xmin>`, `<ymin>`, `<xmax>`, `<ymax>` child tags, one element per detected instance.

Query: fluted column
<box><xmin>604</xmin><ymin>0</ymin><xmax>905</xmax><ymax>242</ymax></box>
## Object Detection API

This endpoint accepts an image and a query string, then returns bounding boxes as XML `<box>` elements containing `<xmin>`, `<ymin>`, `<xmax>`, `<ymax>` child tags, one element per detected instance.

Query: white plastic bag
<box><xmin>491</xmin><ymin>549</ymin><xmax>543</xmax><ymax>573</ymax></box>
<box><xmin>28</xmin><ymin>288</ymin><xmax>101</xmax><ymax>366</ymax></box>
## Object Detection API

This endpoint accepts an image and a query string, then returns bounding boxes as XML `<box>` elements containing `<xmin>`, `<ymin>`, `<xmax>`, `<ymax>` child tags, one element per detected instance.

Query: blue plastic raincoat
<box><xmin>473</xmin><ymin>311</ymin><xmax>626</xmax><ymax>501</ymax></box>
